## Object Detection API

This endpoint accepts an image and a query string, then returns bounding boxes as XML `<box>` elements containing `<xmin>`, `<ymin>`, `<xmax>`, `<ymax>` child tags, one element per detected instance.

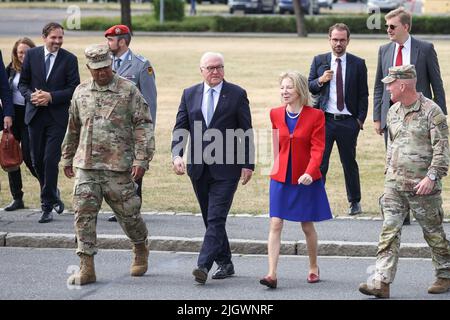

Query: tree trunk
<box><xmin>292</xmin><ymin>0</ymin><xmax>307</xmax><ymax>37</ymax></box>
<box><xmin>120</xmin><ymin>0</ymin><xmax>133</xmax><ymax>34</ymax></box>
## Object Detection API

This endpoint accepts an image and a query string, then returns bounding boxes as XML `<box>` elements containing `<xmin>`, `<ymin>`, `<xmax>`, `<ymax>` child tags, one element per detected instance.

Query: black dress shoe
<box><xmin>108</xmin><ymin>215</ymin><xmax>117</xmax><ymax>222</ymax></box>
<box><xmin>38</xmin><ymin>211</ymin><xmax>53</xmax><ymax>223</ymax></box>
<box><xmin>53</xmin><ymin>199</ymin><xmax>65</xmax><ymax>214</ymax></box>
<box><xmin>348</xmin><ymin>202</ymin><xmax>362</xmax><ymax>216</ymax></box>
<box><xmin>212</xmin><ymin>263</ymin><xmax>235</xmax><ymax>279</ymax></box>
<box><xmin>192</xmin><ymin>267</ymin><xmax>208</xmax><ymax>284</ymax></box>
<box><xmin>4</xmin><ymin>199</ymin><xmax>25</xmax><ymax>211</ymax></box>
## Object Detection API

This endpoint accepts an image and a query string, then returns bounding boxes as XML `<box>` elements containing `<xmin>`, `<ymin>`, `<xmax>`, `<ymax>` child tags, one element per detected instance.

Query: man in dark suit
<box><xmin>308</xmin><ymin>23</ymin><xmax>368</xmax><ymax>216</ymax></box>
<box><xmin>171</xmin><ymin>52</ymin><xmax>254</xmax><ymax>284</ymax></box>
<box><xmin>373</xmin><ymin>7</ymin><xmax>446</xmax><ymax>143</ymax></box>
<box><xmin>373</xmin><ymin>7</ymin><xmax>446</xmax><ymax>225</ymax></box>
<box><xmin>19</xmin><ymin>22</ymin><xmax>80</xmax><ymax>223</ymax></box>
<box><xmin>0</xmin><ymin>50</ymin><xmax>14</xmax><ymax>130</ymax></box>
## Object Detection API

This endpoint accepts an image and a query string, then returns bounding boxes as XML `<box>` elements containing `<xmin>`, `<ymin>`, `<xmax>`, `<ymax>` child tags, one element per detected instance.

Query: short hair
<box><xmin>117</xmin><ymin>33</ymin><xmax>131</xmax><ymax>46</ymax></box>
<box><xmin>328</xmin><ymin>23</ymin><xmax>350</xmax><ymax>39</ymax></box>
<box><xmin>11</xmin><ymin>37</ymin><xmax>36</xmax><ymax>72</ymax></box>
<box><xmin>200</xmin><ymin>52</ymin><xmax>224</xmax><ymax>67</ymax></box>
<box><xmin>279</xmin><ymin>71</ymin><xmax>311</xmax><ymax>107</ymax></box>
<box><xmin>42</xmin><ymin>22</ymin><xmax>64</xmax><ymax>37</ymax></box>
<box><xmin>385</xmin><ymin>7</ymin><xmax>412</xmax><ymax>31</ymax></box>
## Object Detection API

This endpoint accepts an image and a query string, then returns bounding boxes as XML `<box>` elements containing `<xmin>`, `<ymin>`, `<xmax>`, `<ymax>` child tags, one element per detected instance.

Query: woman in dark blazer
<box><xmin>4</xmin><ymin>37</ymin><xmax>37</xmax><ymax>211</ymax></box>
<box><xmin>260</xmin><ymin>71</ymin><xmax>332</xmax><ymax>289</ymax></box>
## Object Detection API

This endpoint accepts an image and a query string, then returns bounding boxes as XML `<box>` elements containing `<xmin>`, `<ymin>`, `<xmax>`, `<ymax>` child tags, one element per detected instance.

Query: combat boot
<box><xmin>428</xmin><ymin>278</ymin><xmax>450</xmax><ymax>294</ymax></box>
<box><xmin>130</xmin><ymin>241</ymin><xmax>149</xmax><ymax>276</ymax></box>
<box><xmin>68</xmin><ymin>253</ymin><xmax>96</xmax><ymax>285</ymax></box>
<box><xmin>358</xmin><ymin>281</ymin><xmax>390</xmax><ymax>298</ymax></box>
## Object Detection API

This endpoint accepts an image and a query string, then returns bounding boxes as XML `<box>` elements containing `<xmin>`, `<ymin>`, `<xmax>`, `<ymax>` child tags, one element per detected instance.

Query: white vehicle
<box><xmin>367</xmin><ymin>0</ymin><xmax>404</xmax><ymax>13</ymax></box>
<box><xmin>317</xmin><ymin>0</ymin><xmax>333</xmax><ymax>9</ymax></box>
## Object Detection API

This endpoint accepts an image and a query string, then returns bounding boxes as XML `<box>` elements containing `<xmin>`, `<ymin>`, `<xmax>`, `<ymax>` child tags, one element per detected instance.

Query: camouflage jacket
<box><xmin>385</xmin><ymin>93</ymin><xmax>449</xmax><ymax>191</ymax></box>
<box><xmin>61</xmin><ymin>74</ymin><xmax>155</xmax><ymax>171</ymax></box>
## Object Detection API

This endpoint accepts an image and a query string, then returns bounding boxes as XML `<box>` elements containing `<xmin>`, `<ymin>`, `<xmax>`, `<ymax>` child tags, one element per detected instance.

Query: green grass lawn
<box><xmin>1</xmin><ymin>35</ymin><xmax>449</xmax><ymax>217</ymax></box>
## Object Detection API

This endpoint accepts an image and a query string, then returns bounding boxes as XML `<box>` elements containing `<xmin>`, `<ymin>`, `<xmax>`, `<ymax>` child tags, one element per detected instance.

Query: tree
<box><xmin>292</xmin><ymin>0</ymin><xmax>307</xmax><ymax>37</ymax></box>
<box><xmin>120</xmin><ymin>0</ymin><xmax>133</xmax><ymax>34</ymax></box>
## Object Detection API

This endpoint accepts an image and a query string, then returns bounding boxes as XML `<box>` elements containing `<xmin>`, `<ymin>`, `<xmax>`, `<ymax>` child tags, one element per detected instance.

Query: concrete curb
<box><xmin>1</xmin><ymin>232</ymin><xmax>431</xmax><ymax>259</ymax></box>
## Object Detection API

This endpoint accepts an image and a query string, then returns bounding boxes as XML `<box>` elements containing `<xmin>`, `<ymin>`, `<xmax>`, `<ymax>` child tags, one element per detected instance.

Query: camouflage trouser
<box><xmin>73</xmin><ymin>169</ymin><xmax>148</xmax><ymax>256</ymax></box>
<box><xmin>375</xmin><ymin>187</ymin><xmax>450</xmax><ymax>283</ymax></box>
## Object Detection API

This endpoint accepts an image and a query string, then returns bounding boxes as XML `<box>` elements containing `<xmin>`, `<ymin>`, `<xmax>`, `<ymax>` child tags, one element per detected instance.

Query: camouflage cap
<box><xmin>381</xmin><ymin>64</ymin><xmax>417</xmax><ymax>84</ymax></box>
<box><xmin>85</xmin><ymin>44</ymin><xmax>112</xmax><ymax>69</ymax></box>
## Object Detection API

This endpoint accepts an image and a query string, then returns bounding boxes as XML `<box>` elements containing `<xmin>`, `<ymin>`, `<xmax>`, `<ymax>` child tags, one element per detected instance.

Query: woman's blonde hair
<box><xmin>279</xmin><ymin>71</ymin><xmax>310</xmax><ymax>106</ymax></box>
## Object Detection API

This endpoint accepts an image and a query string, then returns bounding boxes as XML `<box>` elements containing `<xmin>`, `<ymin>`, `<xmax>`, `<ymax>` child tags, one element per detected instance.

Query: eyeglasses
<box><xmin>385</xmin><ymin>24</ymin><xmax>399</xmax><ymax>30</ymax></box>
<box><xmin>201</xmin><ymin>65</ymin><xmax>224</xmax><ymax>72</ymax></box>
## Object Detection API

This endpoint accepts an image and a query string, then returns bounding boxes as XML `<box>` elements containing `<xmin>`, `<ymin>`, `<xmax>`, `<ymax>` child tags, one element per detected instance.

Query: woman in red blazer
<box><xmin>260</xmin><ymin>71</ymin><xmax>332</xmax><ymax>289</ymax></box>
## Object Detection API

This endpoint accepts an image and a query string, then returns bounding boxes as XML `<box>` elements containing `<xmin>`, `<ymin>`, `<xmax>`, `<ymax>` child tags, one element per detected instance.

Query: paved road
<box><xmin>0</xmin><ymin>247</ymin><xmax>446</xmax><ymax>300</ymax></box>
<box><xmin>2</xmin><ymin>209</ymin><xmax>448</xmax><ymax>244</ymax></box>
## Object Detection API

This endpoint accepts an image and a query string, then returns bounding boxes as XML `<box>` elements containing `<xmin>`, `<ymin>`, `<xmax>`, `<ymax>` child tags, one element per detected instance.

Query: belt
<box><xmin>325</xmin><ymin>112</ymin><xmax>353</xmax><ymax>121</ymax></box>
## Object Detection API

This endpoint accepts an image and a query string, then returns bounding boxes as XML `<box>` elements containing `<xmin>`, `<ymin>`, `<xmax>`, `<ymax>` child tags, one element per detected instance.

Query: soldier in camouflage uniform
<box><xmin>359</xmin><ymin>65</ymin><xmax>450</xmax><ymax>298</ymax></box>
<box><xmin>62</xmin><ymin>44</ymin><xmax>155</xmax><ymax>286</ymax></box>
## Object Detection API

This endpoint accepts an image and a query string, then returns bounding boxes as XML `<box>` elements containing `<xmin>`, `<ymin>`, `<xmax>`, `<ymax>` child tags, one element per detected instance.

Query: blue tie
<box><xmin>45</xmin><ymin>53</ymin><xmax>52</xmax><ymax>79</ymax></box>
<box><xmin>115</xmin><ymin>58</ymin><xmax>121</xmax><ymax>71</ymax></box>
<box><xmin>206</xmin><ymin>88</ymin><xmax>215</xmax><ymax>126</ymax></box>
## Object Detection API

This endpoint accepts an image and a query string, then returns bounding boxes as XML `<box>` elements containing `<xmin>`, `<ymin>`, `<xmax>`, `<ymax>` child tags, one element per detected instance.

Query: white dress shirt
<box><xmin>326</xmin><ymin>53</ymin><xmax>351</xmax><ymax>115</ymax></box>
<box><xmin>202</xmin><ymin>81</ymin><xmax>223</xmax><ymax>123</ymax></box>
<box><xmin>393</xmin><ymin>35</ymin><xmax>411</xmax><ymax>66</ymax></box>
<box><xmin>43</xmin><ymin>46</ymin><xmax>58</xmax><ymax>80</ymax></box>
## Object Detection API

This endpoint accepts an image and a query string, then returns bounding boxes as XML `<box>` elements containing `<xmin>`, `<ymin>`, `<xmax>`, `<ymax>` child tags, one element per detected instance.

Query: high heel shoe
<box><xmin>307</xmin><ymin>268</ymin><xmax>320</xmax><ymax>283</ymax></box>
<box><xmin>259</xmin><ymin>276</ymin><xmax>277</xmax><ymax>289</ymax></box>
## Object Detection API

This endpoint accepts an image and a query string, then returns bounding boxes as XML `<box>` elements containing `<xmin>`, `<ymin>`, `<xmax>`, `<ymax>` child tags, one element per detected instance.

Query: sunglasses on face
<box><xmin>385</xmin><ymin>24</ymin><xmax>399</xmax><ymax>30</ymax></box>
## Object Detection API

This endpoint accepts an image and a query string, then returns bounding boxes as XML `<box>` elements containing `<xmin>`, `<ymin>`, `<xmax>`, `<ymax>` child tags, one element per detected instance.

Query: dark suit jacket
<box><xmin>18</xmin><ymin>46</ymin><xmax>80</xmax><ymax>126</ymax></box>
<box><xmin>0</xmin><ymin>50</ymin><xmax>14</xmax><ymax>119</ymax></box>
<box><xmin>171</xmin><ymin>80</ymin><xmax>255</xmax><ymax>180</ymax></box>
<box><xmin>373</xmin><ymin>36</ymin><xmax>447</xmax><ymax>129</ymax></box>
<box><xmin>308</xmin><ymin>52</ymin><xmax>369</xmax><ymax>124</ymax></box>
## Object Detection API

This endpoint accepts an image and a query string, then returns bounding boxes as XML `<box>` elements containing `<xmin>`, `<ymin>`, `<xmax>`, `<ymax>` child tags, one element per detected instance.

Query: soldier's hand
<box><xmin>173</xmin><ymin>157</ymin><xmax>186</xmax><ymax>175</ymax></box>
<box><xmin>132</xmin><ymin>166</ymin><xmax>145</xmax><ymax>180</ymax></box>
<box><xmin>64</xmin><ymin>166</ymin><xmax>75</xmax><ymax>178</ymax></box>
<box><xmin>414</xmin><ymin>177</ymin><xmax>435</xmax><ymax>195</ymax></box>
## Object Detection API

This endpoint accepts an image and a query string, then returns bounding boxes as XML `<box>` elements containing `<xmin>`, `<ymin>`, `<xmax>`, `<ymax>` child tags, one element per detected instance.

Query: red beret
<box><xmin>104</xmin><ymin>25</ymin><xmax>130</xmax><ymax>37</ymax></box>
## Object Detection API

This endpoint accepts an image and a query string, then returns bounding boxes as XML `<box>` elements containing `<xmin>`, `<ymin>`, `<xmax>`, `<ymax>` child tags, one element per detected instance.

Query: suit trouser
<box><xmin>73</xmin><ymin>169</ymin><xmax>148</xmax><ymax>256</ymax></box>
<box><xmin>8</xmin><ymin>105</ymin><xmax>38</xmax><ymax>200</ymax></box>
<box><xmin>28</xmin><ymin>109</ymin><xmax>66</xmax><ymax>212</ymax></box>
<box><xmin>321</xmin><ymin>116</ymin><xmax>361</xmax><ymax>203</ymax></box>
<box><xmin>375</xmin><ymin>188</ymin><xmax>450</xmax><ymax>283</ymax></box>
<box><xmin>191</xmin><ymin>166</ymin><xmax>239</xmax><ymax>270</ymax></box>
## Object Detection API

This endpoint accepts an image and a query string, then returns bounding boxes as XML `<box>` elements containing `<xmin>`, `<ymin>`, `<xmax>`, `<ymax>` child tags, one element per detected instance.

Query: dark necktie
<box><xmin>45</xmin><ymin>53</ymin><xmax>52</xmax><ymax>79</ymax></box>
<box><xmin>115</xmin><ymin>58</ymin><xmax>122</xmax><ymax>71</ymax></box>
<box><xmin>395</xmin><ymin>45</ymin><xmax>404</xmax><ymax>66</ymax></box>
<box><xmin>206</xmin><ymin>88</ymin><xmax>215</xmax><ymax>126</ymax></box>
<box><xmin>336</xmin><ymin>58</ymin><xmax>344</xmax><ymax>111</ymax></box>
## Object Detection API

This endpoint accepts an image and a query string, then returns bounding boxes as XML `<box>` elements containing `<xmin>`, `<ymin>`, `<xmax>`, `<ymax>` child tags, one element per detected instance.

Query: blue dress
<box><xmin>269</xmin><ymin>112</ymin><xmax>333</xmax><ymax>222</ymax></box>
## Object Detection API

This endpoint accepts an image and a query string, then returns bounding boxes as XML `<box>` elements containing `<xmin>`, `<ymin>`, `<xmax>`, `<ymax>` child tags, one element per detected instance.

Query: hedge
<box><xmin>70</xmin><ymin>14</ymin><xmax>450</xmax><ymax>34</ymax></box>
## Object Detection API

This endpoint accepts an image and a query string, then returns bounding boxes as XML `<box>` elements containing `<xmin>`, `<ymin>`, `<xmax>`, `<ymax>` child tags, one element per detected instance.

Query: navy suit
<box><xmin>309</xmin><ymin>52</ymin><xmax>368</xmax><ymax>204</ymax></box>
<box><xmin>171</xmin><ymin>80</ymin><xmax>254</xmax><ymax>271</ymax></box>
<box><xmin>19</xmin><ymin>46</ymin><xmax>80</xmax><ymax>212</ymax></box>
<box><xmin>0</xmin><ymin>50</ymin><xmax>14</xmax><ymax>120</ymax></box>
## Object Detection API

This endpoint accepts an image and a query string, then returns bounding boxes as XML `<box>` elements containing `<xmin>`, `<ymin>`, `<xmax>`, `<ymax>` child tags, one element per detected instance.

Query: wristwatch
<box><xmin>427</xmin><ymin>173</ymin><xmax>437</xmax><ymax>181</ymax></box>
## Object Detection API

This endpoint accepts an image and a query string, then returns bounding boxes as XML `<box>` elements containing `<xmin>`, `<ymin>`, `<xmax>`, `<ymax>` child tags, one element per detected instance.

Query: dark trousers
<box><xmin>8</xmin><ymin>105</ymin><xmax>38</xmax><ymax>200</ymax></box>
<box><xmin>28</xmin><ymin>109</ymin><xmax>66</xmax><ymax>212</ymax></box>
<box><xmin>321</xmin><ymin>116</ymin><xmax>361</xmax><ymax>203</ymax></box>
<box><xmin>191</xmin><ymin>166</ymin><xmax>239</xmax><ymax>271</ymax></box>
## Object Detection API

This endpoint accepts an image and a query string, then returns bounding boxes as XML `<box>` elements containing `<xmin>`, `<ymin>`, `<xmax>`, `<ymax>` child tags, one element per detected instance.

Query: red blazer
<box><xmin>270</xmin><ymin>105</ymin><xmax>325</xmax><ymax>184</ymax></box>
